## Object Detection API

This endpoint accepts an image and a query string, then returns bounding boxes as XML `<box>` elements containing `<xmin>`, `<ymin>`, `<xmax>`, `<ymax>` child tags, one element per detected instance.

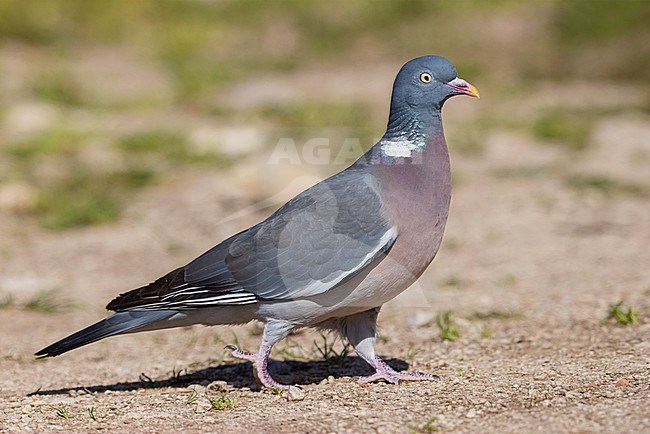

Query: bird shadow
<box><xmin>29</xmin><ymin>356</ymin><xmax>412</xmax><ymax>396</ymax></box>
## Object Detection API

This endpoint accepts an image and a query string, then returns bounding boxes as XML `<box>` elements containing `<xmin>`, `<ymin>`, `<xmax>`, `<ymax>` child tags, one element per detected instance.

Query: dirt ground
<box><xmin>1</xmin><ymin>74</ymin><xmax>649</xmax><ymax>432</ymax></box>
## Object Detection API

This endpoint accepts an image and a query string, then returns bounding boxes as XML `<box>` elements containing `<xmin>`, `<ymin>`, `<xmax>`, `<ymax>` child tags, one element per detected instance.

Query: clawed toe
<box><xmin>359</xmin><ymin>356</ymin><xmax>440</xmax><ymax>384</ymax></box>
<box><xmin>394</xmin><ymin>371</ymin><xmax>440</xmax><ymax>381</ymax></box>
<box><xmin>359</xmin><ymin>370</ymin><xmax>439</xmax><ymax>385</ymax></box>
<box><xmin>225</xmin><ymin>344</ymin><xmax>290</xmax><ymax>390</ymax></box>
<box><xmin>225</xmin><ymin>344</ymin><xmax>257</xmax><ymax>362</ymax></box>
<box><xmin>358</xmin><ymin>372</ymin><xmax>400</xmax><ymax>384</ymax></box>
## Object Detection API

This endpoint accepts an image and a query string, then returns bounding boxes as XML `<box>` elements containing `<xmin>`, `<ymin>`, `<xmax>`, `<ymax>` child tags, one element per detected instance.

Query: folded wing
<box><xmin>108</xmin><ymin>169</ymin><xmax>396</xmax><ymax>311</ymax></box>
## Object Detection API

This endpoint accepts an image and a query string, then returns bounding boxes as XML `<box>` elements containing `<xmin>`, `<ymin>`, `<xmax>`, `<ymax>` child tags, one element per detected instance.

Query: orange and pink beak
<box><xmin>445</xmin><ymin>77</ymin><xmax>480</xmax><ymax>98</ymax></box>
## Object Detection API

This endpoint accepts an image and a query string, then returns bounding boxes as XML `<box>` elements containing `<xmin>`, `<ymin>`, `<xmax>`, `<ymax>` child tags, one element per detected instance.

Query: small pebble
<box><xmin>615</xmin><ymin>378</ymin><xmax>630</xmax><ymax>387</ymax></box>
<box><xmin>187</xmin><ymin>384</ymin><xmax>205</xmax><ymax>391</ymax></box>
<box><xmin>287</xmin><ymin>386</ymin><xmax>305</xmax><ymax>401</ymax></box>
<box><xmin>207</xmin><ymin>381</ymin><xmax>228</xmax><ymax>392</ymax></box>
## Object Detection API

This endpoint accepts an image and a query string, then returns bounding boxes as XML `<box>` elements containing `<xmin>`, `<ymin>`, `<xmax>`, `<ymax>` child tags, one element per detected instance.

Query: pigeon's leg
<box><xmin>227</xmin><ymin>318</ymin><xmax>294</xmax><ymax>390</ymax></box>
<box><xmin>342</xmin><ymin>307</ymin><xmax>439</xmax><ymax>384</ymax></box>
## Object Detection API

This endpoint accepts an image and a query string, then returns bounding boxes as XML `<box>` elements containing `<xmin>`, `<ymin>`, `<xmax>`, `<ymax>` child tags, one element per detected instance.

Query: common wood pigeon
<box><xmin>36</xmin><ymin>55</ymin><xmax>479</xmax><ymax>389</ymax></box>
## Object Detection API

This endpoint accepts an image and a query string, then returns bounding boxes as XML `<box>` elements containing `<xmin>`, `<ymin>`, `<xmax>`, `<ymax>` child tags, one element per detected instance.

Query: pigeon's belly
<box><xmin>255</xmin><ymin>216</ymin><xmax>450</xmax><ymax>326</ymax></box>
<box><xmin>256</xmin><ymin>226</ymin><xmax>447</xmax><ymax>326</ymax></box>
<box><xmin>345</xmin><ymin>195</ymin><xmax>450</xmax><ymax>308</ymax></box>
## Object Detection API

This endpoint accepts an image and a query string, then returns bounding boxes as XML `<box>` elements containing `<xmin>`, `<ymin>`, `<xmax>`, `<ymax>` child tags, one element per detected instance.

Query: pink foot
<box><xmin>226</xmin><ymin>344</ymin><xmax>290</xmax><ymax>390</ymax></box>
<box><xmin>359</xmin><ymin>357</ymin><xmax>440</xmax><ymax>384</ymax></box>
<box><xmin>225</xmin><ymin>344</ymin><xmax>256</xmax><ymax>362</ymax></box>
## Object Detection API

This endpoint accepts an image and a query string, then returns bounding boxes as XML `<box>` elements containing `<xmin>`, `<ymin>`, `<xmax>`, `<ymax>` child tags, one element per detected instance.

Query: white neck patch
<box><xmin>380</xmin><ymin>135</ymin><xmax>425</xmax><ymax>158</ymax></box>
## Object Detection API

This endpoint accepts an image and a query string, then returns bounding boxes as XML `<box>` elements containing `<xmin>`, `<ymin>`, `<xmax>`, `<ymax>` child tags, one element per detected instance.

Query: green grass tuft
<box><xmin>206</xmin><ymin>392</ymin><xmax>237</xmax><ymax>410</ymax></box>
<box><xmin>53</xmin><ymin>404</ymin><xmax>73</xmax><ymax>420</ymax></box>
<box><xmin>411</xmin><ymin>416</ymin><xmax>445</xmax><ymax>433</ymax></box>
<box><xmin>607</xmin><ymin>301</ymin><xmax>638</xmax><ymax>325</ymax></box>
<box><xmin>186</xmin><ymin>389</ymin><xmax>199</xmax><ymax>405</ymax></box>
<box><xmin>436</xmin><ymin>311</ymin><xmax>460</xmax><ymax>341</ymax></box>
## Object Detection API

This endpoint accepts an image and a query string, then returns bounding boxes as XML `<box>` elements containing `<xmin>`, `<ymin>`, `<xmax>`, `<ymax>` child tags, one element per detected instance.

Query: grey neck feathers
<box><xmin>384</xmin><ymin>106</ymin><xmax>426</xmax><ymax>143</ymax></box>
<box><xmin>376</xmin><ymin>105</ymin><xmax>442</xmax><ymax>160</ymax></box>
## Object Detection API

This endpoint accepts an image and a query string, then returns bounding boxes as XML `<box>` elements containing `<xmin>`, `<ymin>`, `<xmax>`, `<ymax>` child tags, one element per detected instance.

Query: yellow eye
<box><xmin>419</xmin><ymin>72</ymin><xmax>432</xmax><ymax>83</ymax></box>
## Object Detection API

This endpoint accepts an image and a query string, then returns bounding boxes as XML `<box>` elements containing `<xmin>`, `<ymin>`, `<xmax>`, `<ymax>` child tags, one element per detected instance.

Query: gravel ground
<box><xmin>1</xmin><ymin>89</ymin><xmax>649</xmax><ymax>433</ymax></box>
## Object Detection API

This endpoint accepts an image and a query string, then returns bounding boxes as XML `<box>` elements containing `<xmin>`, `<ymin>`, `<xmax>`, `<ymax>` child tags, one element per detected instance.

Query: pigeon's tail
<box><xmin>35</xmin><ymin>310</ymin><xmax>176</xmax><ymax>358</ymax></box>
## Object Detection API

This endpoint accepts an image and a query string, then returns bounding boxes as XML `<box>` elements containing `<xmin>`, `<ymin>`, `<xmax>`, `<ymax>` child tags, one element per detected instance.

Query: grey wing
<box><xmin>185</xmin><ymin>170</ymin><xmax>397</xmax><ymax>300</ymax></box>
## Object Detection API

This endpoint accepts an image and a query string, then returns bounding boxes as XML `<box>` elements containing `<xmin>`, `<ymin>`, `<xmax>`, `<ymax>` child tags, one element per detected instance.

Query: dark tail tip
<box><xmin>35</xmin><ymin>344</ymin><xmax>66</xmax><ymax>358</ymax></box>
<box><xmin>35</xmin><ymin>333</ymin><xmax>95</xmax><ymax>358</ymax></box>
<box><xmin>34</xmin><ymin>310</ymin><xmax>175</xmax><ymax>359</ymax></box>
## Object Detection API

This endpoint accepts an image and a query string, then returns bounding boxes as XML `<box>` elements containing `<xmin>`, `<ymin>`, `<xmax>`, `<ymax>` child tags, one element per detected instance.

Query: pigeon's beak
<box><xmin>445</xmin><ymin>77</ymin><xmax>480</xmax><ymax>98</ymax></box>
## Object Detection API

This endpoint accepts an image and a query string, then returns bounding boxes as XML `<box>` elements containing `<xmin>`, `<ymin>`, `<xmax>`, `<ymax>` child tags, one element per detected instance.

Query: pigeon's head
<box><xmin>391</xmin><ymin>55</ymin><xmax>479</xmax><ymax>112</ymax></box>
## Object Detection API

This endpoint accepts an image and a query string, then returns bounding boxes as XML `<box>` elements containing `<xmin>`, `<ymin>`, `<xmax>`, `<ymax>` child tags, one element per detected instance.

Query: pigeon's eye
<box><xmin>419</xmin><ymin>72</ymin><xmax>432</xmax><ymax>83</ymax></box>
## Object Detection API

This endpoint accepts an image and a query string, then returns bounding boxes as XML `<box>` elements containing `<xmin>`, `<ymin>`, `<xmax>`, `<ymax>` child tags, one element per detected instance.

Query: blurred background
<box><xmin>0</xmin><ymin>0</ymin><xmax>648</xmax><ymax>323</ymax></box>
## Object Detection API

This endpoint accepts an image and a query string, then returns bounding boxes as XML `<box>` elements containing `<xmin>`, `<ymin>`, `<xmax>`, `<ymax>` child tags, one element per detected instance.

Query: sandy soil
<box><xmin>1</xmin><ymin>82</ymin><xmax>649</xmax><ymax>433</ymax></box>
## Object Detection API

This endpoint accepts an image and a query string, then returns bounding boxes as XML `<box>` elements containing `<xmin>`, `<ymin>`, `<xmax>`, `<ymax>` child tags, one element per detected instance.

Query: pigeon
<box><xmin>36</xmin><ymin>55</ymin><xmax>479</xmax><ymax>389</ymax></box>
